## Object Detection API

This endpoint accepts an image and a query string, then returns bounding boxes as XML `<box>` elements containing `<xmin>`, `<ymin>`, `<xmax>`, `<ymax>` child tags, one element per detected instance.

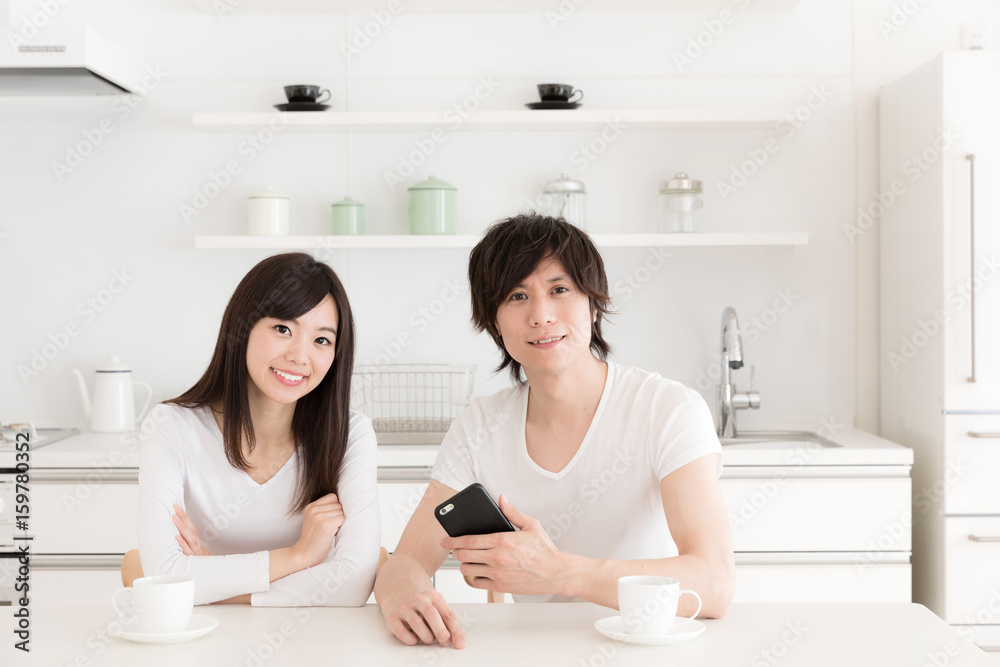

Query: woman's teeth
<box><xmin>272</xmin><ymin>368</ymin><xmax>304</xmax><ymax>381</ymax></box>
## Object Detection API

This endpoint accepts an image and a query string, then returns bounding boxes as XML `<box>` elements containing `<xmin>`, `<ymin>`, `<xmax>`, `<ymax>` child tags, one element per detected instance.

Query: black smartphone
<box><xmin>434</xmin><ymin>483</ymin><xmax>516</xmax><ymax>538</ymax></box>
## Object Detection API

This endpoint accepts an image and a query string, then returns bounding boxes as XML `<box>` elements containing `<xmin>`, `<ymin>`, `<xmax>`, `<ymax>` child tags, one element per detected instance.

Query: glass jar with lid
<box><xmin>541</xmin><ymin>172</ymin><xmax>586</xmax><ymax>229</ymax></box>
<box><xmin>658</xmin><ymin>172</ymin><xmax>703</xmax><ymax>233</ymax></box>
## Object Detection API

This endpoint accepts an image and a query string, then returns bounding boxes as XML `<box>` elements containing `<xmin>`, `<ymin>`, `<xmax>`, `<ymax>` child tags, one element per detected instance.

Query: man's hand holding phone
<box><xmin>439</xmin><ymin>489</ymin><xmax>572</xmax><ymax>598</ymax></box>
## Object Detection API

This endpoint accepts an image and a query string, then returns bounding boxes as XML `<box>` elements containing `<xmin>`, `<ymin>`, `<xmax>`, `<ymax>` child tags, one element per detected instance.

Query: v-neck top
<box><xmin>137</xmin><ymin>403</ymin><xmax>381</xmax><ymax>606</ymax></box>
<box><xmin>432</xmin><ymin>362</ymin><xmax>722</xmax><ymax>603</ymax></box>
<box><xmin>519</xmin><ymin>363</ymin><xmax>612</xmax><ymax>480</ymax></box>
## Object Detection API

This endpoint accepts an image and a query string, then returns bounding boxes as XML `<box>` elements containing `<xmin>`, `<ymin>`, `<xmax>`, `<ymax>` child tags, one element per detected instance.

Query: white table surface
<box><xmin>4</xmin><ymin>603</ymin><xmax>995</xmax><ymax>666</ymax></box>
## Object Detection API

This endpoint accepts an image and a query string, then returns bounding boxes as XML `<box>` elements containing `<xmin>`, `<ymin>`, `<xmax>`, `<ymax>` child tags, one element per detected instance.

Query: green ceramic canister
<box><xmin>331</xmin><ymin>196</ymin><xmax>365</xmax><ymax>235</ymax></box>
<box><xmin>408</xmin><ymin>176</ymin><xmax>457</xmax><ymax>235</ymax></box>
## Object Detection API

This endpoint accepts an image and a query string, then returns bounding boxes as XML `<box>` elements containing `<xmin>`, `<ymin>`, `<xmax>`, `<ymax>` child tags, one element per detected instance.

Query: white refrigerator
<box><xmin>881</xmin><ymin>50</ymin><xmax>1000</xmax><ymax>652</ymax></box>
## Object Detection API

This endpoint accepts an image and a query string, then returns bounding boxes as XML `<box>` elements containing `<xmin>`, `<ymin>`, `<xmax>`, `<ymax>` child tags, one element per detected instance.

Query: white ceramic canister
<box><xmin>248</xmin><ymin>187</ymin><xmax>290</xmax><ymax>235</ymax></box>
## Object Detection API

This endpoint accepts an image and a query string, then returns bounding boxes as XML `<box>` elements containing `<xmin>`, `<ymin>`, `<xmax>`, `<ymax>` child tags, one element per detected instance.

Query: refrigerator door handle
<box><xmin>968</xmin><ymin>534</ymin><xmax>1000</xmax><ymax>542</ymax></box>
<box><xmin>967</xmin><ymin>431</ymin><xmax>1000</xmax><ymax>438</ymax></box>
<box><xmin>966</xmin><ymin>153</ymin><xmax>977</xmax><ymax>383</ymax></box>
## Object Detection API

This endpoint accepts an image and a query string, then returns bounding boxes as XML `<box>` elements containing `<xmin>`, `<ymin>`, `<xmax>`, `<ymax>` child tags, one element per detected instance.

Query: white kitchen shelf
<box><xmin>192</xmin><ymin>108</ymin><xmax>784</xmax><ymax>132</ymax></box>
<box><xmin>192</xmin><ymin>0</ymin><xmax>801</xmax><ymax>14</ymax></box>
<box><xmin>194</xmin><ymin>233</ymin><xmax>808</xmax><ymax>250</ymax></box>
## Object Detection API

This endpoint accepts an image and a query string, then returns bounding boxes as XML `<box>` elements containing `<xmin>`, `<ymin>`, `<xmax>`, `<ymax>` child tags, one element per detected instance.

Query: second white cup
<box><xmin>618</xmin><ymin>575</ymin><xmax>702</xmax><ymax>636</ymax></box>
<box><xmin>112</xmin><ymin>575</ymin><xmax>194</xmax><ymax>634</ymax></box>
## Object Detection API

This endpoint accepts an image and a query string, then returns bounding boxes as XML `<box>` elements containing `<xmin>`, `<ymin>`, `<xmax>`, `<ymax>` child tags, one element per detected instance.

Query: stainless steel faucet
<box><xmin>717</xmin><ymin>307</ymin><xmax>761</xmax><ymax>438</ymax></box>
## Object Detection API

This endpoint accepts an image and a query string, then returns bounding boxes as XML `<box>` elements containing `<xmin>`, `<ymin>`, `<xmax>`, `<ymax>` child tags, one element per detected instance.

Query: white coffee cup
<box><xmin>618</xmin><ymin>575</ymin><xmax>702</xmax><ymax>636</ymax></box>
<box><xmin>112</xmin><ymin>575</ymin><xmax>194</xmax><ymax>633</ymax></box>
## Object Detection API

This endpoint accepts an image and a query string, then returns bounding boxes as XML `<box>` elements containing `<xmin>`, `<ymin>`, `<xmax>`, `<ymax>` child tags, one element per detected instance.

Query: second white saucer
<box><xmin>113</xmin><ymin>614</ymin><xmax>220</xmax><ymax>644</ymax></box>
<box><xmin>594</xmin><ymin>615</ymin><xmax>706</xmax><ymax>646</ymax></box>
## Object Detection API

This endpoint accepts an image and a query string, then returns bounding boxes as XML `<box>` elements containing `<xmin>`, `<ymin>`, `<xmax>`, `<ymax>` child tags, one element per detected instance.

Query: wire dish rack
<box><xmin>351</xmin><ymin>364</ymin><xmax>476</xmax><ymax>444</ymax></box>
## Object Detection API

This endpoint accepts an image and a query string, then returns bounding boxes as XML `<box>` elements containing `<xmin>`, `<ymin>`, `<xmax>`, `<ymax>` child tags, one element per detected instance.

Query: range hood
<box><xmin>0</xmin><ymin>25</ymin><xmax>146</xmax><ymax>96</ymax></box>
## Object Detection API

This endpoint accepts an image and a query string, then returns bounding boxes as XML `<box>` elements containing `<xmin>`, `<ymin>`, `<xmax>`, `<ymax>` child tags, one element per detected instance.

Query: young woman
<box><xmin>137</xmin><ymin>252</ymin><xmax>380</xmax><ymax>606</ymax></box>
<box><xmin>374</xmin><ymin>214</ymin><xmax>734</xmax><ymax>648</ymax></box>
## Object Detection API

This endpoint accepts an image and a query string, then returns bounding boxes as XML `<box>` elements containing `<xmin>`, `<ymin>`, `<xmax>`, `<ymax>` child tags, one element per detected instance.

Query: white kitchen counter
<box><xmin>3</xmin><ymin>602</ymin><xmax>993</xmax><ymax>666</ymax></box>
<box><xmin>19</xmin><ymin>425</ymin><xmax>912</xmax><ymax>469</ymax></box>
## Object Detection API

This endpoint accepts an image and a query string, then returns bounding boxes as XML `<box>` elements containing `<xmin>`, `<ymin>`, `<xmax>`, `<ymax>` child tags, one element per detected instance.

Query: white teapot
<box><xmin>73</xmin><ymin>356</ymin><xmax>153</xmax><ymax>433</ymax></box>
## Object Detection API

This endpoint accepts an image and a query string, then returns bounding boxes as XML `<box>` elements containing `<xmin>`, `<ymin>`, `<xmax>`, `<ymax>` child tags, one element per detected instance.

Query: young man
<box><xmin>374</xmin><ymin>214</ymin><xmax>734</xmax><ymax>649</ymax></box>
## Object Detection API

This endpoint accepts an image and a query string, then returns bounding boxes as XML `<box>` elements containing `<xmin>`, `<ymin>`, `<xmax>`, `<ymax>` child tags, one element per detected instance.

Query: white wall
<box><xmin>2</xmin><ymin>0</ymin><xmax>866</xmax><ymax>429</ymax></box>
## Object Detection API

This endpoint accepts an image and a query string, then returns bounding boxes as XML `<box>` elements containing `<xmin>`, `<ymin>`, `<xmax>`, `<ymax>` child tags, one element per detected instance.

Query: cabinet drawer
<box><xmin>945</xmin><ymin>418</ymin><xmax>1000</xmax><ymax>514</ymax></box>
<box><xmin>721</xmin><ymin>469</ymin><xmax>911</xmax><ymax>552</ymax></box>
<box><xmin>32</xmin><ymin>567</ymin><xmax>123</xmax><ymax>607</ymax></box>
<box><xmin>944</xmin><ymin>516</ymin><xmax>1000</xmax><ymax>624</ymax></box>
<box><xmin>378</xmin><ymin>483</ymin><xmax>427</xmax><ymax>552</ymax></box>
<box><xmin>26</xmin><ymin>477</ymin><xmax>138</xmax><ymax>553</ymax></box>
<box><xmin>734</xmin><ymin>553</ymin><xmax>911</xmax><ymax>603</ymax></box>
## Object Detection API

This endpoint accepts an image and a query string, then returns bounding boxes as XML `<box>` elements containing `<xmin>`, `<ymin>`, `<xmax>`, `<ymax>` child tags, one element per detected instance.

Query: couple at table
<box><xmin>136</xmin><ymin>213</ymin><xmax>735</xmax><ymax>648</ymax></box>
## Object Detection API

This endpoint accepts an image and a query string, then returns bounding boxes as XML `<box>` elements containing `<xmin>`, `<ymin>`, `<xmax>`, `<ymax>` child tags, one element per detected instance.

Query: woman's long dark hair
<box><xmin>167</xmin><ymin>252</ymin><xmax>355</xmax><ymax>513</ymax></box>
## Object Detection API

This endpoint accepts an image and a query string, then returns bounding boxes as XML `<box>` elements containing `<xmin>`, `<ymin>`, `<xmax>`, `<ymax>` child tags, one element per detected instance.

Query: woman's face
<box><xmin>494</xmin><ymin>255</ymin><xmax>596</xmax><ymax>381</ymax></box>
<box><xmin>245</xmin><ymin>294</ymin><xmax>339</xmax><ymax>408</ymax></box>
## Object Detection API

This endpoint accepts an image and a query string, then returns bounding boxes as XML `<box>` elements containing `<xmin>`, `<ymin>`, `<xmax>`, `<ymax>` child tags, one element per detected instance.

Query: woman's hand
<box><xmin>172</xmin><ymin>504</ymin><xmax>211</xmax><ymax>556</ymax></box>
<box><xmin>292</xmin><ymin>493</ymin><xmax>346</xmax><ymax>568</ymax></box>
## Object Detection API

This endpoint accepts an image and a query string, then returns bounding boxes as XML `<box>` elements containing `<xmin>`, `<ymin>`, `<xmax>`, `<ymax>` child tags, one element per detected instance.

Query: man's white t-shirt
<box><xmin>138</xmin><ymin>403</ymin><xmax>381</xmax><ymax>606</ymax></box>
<box><xmin>430</xmin><ymin>361</ymin><xmax>722</xmax><ymax>603</ymax></box>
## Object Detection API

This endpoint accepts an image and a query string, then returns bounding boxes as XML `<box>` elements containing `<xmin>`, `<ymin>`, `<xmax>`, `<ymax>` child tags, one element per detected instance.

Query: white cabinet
<box><xmin>944</xmin><ymin>418</ymin><xmax>1000</xmax><ymax>515</ymax></box>
<box><xmin>722</xmin><ymin>468</ymin><xmax>911</xmax><ymax>552</ymax></box>
<box><xmin>22</xmin><ymin>470</ymin><xmax>138</xmax><ymax>606</ymax></box>
<box><xmin>32</xmin><ymin>567</ymin><xmax>123</xmax><ymax>607</ymax></box>
<box><xmin>881</xmin><ymin>51</ymin><xmax>1000</xmax><ymax>650</ymax></box>
<box><xmin>944</xmin><ymin>517</ymin><xmax>1000</xmax><ymax>625</ymax></box>
<box><xmin>377</xmin><ymin>460</ymin><xmax>913</xmax><ymax>605</ymax></box>
<box><xmin>27</xmin><ymin>475</ymin><xmax>138</xmax><ymax>553</ymax></box>
<box><xmin>28</xmin><ymin>452</ymin><xmax>912</xmax><ymax>607</ymax></box>
<box><xmin>721</xmin><ymin>465</ymin><xmax>911</xmax><ymax>604</ymax></box>
<box><xmin>733</xmin><ymin>553</ymin><xmax>910</xmax><ymax>604</ymax></box>
<box><xmin>377</xmin><ymin>482</ymin><xmax>427</xmax><ymax>552</ymax></box>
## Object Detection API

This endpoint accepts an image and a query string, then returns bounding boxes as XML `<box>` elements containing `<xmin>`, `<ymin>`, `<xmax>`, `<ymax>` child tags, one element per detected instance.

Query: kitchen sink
<box><xmin>719</xmin><ymin>430</ymin><xmax>841</xmax><ymax>448</ymax></box>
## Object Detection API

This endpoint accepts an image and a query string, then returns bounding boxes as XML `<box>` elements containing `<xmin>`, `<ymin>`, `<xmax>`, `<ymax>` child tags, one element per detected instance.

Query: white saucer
<box><xmin>112</xmin><ymin>614</ymin><xmax>220</xmax><ymax>644</ymax></box>
<box><xmin>594</xmin><ymin>615</ymin><xmax>705</xmax><ymax>645</ymax></box>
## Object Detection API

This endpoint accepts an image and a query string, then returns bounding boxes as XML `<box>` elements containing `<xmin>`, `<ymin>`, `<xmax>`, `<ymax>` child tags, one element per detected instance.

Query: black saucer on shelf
<box><xmin>525</xmin><ymin>101</ymin><xmax>582</xmax><ymax>110</ymax></box>
<box><xmin>274</xmin><ymin>102</ymin><xmax>331</xmax><ymax>112</ymax></box>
